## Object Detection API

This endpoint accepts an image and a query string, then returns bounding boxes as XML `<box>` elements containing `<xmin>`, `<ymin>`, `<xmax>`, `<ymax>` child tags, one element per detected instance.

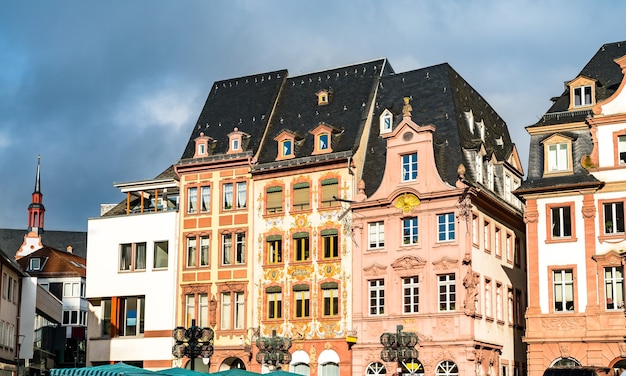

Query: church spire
<box><xmin>27</xmin><ymin>155</ymin><xmax>45</xmax><ymax>235</ymax></box>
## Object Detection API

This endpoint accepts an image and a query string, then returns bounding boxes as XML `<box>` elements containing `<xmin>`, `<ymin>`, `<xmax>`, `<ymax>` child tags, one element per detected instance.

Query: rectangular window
<box><xmin>548</xmin><ymin>143</ymin><xmax>569</xmax><ymax>172</ymax></box>
<box><xmin>402</xmin><ymin>153</ymin><xmax>418</xmax><ymax>181</ymax></box>
<box><xmin>200</xmin><ymin>235</ymin><xmax>209</xmax><ymax>266</ymax></box>
<box><xmin>294</xmin><ymin>285</ymin><xmax>310</xmax><ymax>318</ymax></box>
<box><xmin>402</xmin><ymin>276</ymin><xmax>419</xmax><ymax>314</ymax></box>
<box><xmin>200</xmin><ymin>186</ymin><xmax>211</xmax><ymax>212</ymax></box>
<box><xmin>320</xmin><ymin>178</ymin><xmax>338</xmax><ymax>207</ymax></box>
<box><xmin>153</xmin><ymin>241</ymin><xmax>168</xmax><ymax>269</ymax></box>
<box><xmin>63</xmin><ymin>282</ymin><xmax>80</xmax><ymax>297</ymax></box>
<box><xmin>484</xmin><ymin>221</ymin><xmax>491</xmax><ymax>251</ymax></box>
<box><xmin>619</xmin><ymin>135</ymin><xmax>626</xmax><ymax>165</ymax></box>
<box><xmin>235</xmin><ymin>292</ymin><xmax>245</xmax><ymax>329</ymax></box>
<box><xmin>322</xmin><ymin>283</ymin><xmax>339</xmax><ymax>316</ymax></box>
<box><xmin>485</xmin><ymin>278</ymin><xmax>492</xmax><ymax>317</ymax></box>
<box><xmin>199</xmin><ymin>294</ymin><xmax>208</xmax><ymax>327</ymax></box>
<box><xmin>221</xmin><ymin>293</ymin><xmax>231</xmax><ymax>330</ymax></box>
<box><xmin>236</xmin><ymin>182</ymin><xmax>247</xmax><ymax>209</ymax></box>
<box><xmin>185</xmin><ymin>294</ymin><xmax>195</xmax><ymax>327</ymax></box>
<box><xmin>551</xmin><ymin>206</ymin><xmax>572</xmax><ymax>238</ymax></box>
<box><xmin>266</xmin><ymin>186</ymin><xmax>283</xmax><ymax>214</ymax></box>
<box><xmin>504</xmin><ymin>174</ymin><xmax>511</xmax><ymax>202</ymax></box>
<box><xmin>495</xmin><ymin>228</ymin><xmax>501</xmax><ymax>257</ymax></box>
<box><xmin>574</xmin><ymin>85</ymin><xmax>592</xmax><ymax>107</ymax></box>
<box><xmin>293</xmin><ymin>182</ymin><xmax>311</xmax><ymax>211</ymax></box>
<box><xmin>604</xmin><ymin>202</ymin><xmax>625</xmax><ymax>235</ymax></box>
<box><xmin>369</xmin><ymin>279</ymin><xmax>385</xmax><ymax>316</ymax></box>
<box><xmin>119</xmin><ymin>243</ymin><xmax>145</xmax><ymax>271</ymax></box>
<box><xmin>235</xmin><ymin>233</ymin><xmax>246</xmax><ymax>264</ymax></box>
<box><xmin>120</xmin><ymin>296</ymin><xmax>144</xmax><ymax>336</ymax></box>
<box><xmin>508</xmin><ymin>288</ymin><xmax>514</xmax><ymax>325</ymax></box>
<box><xmin>438</xmin><ymin>274</ymin><xmax>456</xmax><ymax>311</ymax></box>
<box><xmin>223</xmin><ymin>183</ymin><xmax>233</xmax><ymax>210</ymax></box>
<box><xmin>605</xmin><ymin>266</ymin><xmax>624</xmax><ymax>310</ymax></box>
<box><xmin>29</xmin><ymin>258</ymin><xmax>41</xmax><ymax>271</ymax></box>
<box><xmin>267</xmin><ymin>236</ymin><xmax>282</xmax><ymax>264</ymax></box>
<box><xmin>267</xmin><ymin>288</ymin><xmax>282</xmax><ymax>319</ymax></box>
<box><xmin>438</xmin><ymin>213</ymin><xmax>455</xmax><ymax>242</ymax></box>
<box><xmin>472</xmin><ymin>215</ymin><xmax>479</xmax><ymax>245</ymax></box>
<box><xmin>368</xmin><ymin>221</ymin><xmax>385</xmax><ymax>249</ymax></box>
<box><xmin>496</xmin><ymin>282</ymin><xmax>503</xmax><ymax>321</ymax></box>
<box><xmin>293</xmin><ymin>233</ymin><xmax>310</xmax><ymax>261</ymax></box>
<box><xmin>222</xmin><ymin>233</ymin><xmax>233</xmax><ymax>265</ymax></box>
<box><xmin>322</xmin><ymin>229</ymin><xmax>339</xmax><ymax>259</ymax></box>
<box><xmin>101</xmin><ymin>299</ymin><xmax>111</xmax><ymax>337</ymax></box>
<box><xmin>553</xmin><ymin>269</ymin><xmax>574</xmax><ymax>312</ymax></box>
<box><xmin>402</xmin><ymin>153</ymin><xmax>417</xmax><ymax>182</ymax></box>
<box><xmin>188</xmin><ymin>187</ymin><xmax>198</xmax><ymax>214</ymax></box>
<box><xmin>186</xmin><ymin>237</ymin><xmax>197</xmax><ymax>267</ymax></box>
<box><xmin>402</xmin><ymin>217</ymin><xmax>418</xmax><ymax>245</ymax></box>
<box><xmin>475</xmin><ymin>154</ymin><xmax>483</xmax><ymax>184</ymax></box>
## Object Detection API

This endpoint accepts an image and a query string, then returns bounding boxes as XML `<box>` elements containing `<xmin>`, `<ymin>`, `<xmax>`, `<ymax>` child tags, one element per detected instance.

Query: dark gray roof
<box><xmin>363</xmin><ymin>63</ymin><xmax>515</xmax><ymax>194</ymax></box>
<box><xmin>517</xmin><ymin>41</ymin><xmax>625</xmax><ymax>193</ymax></box>
<box><xmin>531</xmin><ymin>40</ymin><xmax>626</xmax><ymax>127</ymax></box>
<box><xmin>180</xmin><ymin>70</ymin><xmax>288</xmax><ymax>160</ymax></box>
<box><xmin>0</xmin><ymin>229</ymin><xmax>87</xmax><ymax>260</ymax></box>
<box><xmin>255</xmin><ymin>59</ymin><xmax>393</xmax><ymax>166</ymax></box>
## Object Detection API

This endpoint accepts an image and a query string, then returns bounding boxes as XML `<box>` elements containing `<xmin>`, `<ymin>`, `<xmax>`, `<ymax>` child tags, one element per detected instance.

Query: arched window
<box><xmin>320</xmin><ymin>362</ymin><xmax>339</xmax><ymax>376</ymax></box>
<box><xmin>292</xmin><ymin>363</ymin><xmax>310</xmax><ymax>375</ymax></box>
<box><xmin>550</xmin><ymin>357</ymin><xmax>581</xmax><ymax>368</ymax></box>
<box><xmin>436</xmin><ymin>361</ymin><xmax>458</xmax><ymax>376</ymax></box>
<box><xmin>366</xmin><ymin>362</ymin><xmax>387</xmax><ymax>375</ymax></box>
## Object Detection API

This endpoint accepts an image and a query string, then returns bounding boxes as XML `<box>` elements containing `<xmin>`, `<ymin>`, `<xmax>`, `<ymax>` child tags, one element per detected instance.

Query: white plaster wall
<box><xmin>86</xmin><ymin>210</ymin><xmax>178</xmax><ymax>332</ymax></box>
<box><xmin>536</xmin><ymin>195</ymin><xmax>587</xmax><ymax>313</ymax></box>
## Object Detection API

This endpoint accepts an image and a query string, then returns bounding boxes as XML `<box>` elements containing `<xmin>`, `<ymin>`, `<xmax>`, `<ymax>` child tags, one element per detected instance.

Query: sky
<box><xmin>0</xmin><ymin>0</ymin><xmax>624</xmax><ymax>232</ymax></box>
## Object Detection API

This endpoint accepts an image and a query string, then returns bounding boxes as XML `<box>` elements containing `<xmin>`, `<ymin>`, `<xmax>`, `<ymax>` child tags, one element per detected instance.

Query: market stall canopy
<box><xmin>50</xmin><ymin>363</ymin><xmax>156</xmax><ymax>376</ymax></box>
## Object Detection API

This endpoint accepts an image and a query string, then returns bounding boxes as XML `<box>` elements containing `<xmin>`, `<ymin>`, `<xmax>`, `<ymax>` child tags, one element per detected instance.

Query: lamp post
<box><xmin>255</xmin><ymin>330</ymin><xmax>292</xmax><ymax>371</ymax></box>
<box><xmin>380</xmin><ymin>325</ymin><xmax>419</xmax><ymax>376</ymax></box>
<box><xmin>172</xmin><ymin>319</ymin><xmax>214</xmax><ymax>371</ymax></box>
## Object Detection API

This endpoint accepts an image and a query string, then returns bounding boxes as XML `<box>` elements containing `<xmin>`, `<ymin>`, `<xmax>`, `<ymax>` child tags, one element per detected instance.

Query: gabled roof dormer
<box><xmin>193</xmin><ymin>132</ymin><xmax>215</xmax><ymax>158</ymax></box>
<box><xmin>274</xmin><ymin>130</ymin><xmax>298</xmax><ymax>160</ymax></box>
<box><xmin>380</xmin><ymin>109</ymin><xmax>393</xmax><ymax>135</ymax></box>
<box><xmin>316</xmin><ymin>89</ymin><xmax>331</xmax><ymax>106</ymax></box>
<box><xmin>541</xmin><ymin>133</ymin><xmax>574</xmax><ymax>176</ymax></box>
<box><xmin>567</xmin><ymin>75</ymin><xmax>597</xmax><ymax>110</ymax></box>
<box><xmin>310</xmin><ymin>122</ymin><xmax>337</xmax><ymax>155</ymax></box>
<box><xmin>226</xmin><ymin>127</ymin><xmax>250</xmax><ymax>155</ymax></box>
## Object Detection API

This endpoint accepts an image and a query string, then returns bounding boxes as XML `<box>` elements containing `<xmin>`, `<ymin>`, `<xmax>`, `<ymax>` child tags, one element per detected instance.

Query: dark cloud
<box><xmin>1</xmin><ymin>0</ymin><xmax>624</xmax><ymax>230</ymax></box>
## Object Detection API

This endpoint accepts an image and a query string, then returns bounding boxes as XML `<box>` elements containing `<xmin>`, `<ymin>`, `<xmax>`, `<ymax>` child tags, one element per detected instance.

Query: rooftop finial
<box><xmin>34</xmin><ymin>154</ymin><xmax>41</xmax><ymax>193</ymax></box>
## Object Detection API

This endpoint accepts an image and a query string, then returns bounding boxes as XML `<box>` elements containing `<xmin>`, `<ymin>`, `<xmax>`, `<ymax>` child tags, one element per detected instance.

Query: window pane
<box><xmin>201</xmin><ymin>186</ymin><xmax>211</xmax><ymax>212</ymax></box>
<box><xmin>236</xmin><ymin>182</ymin><xmax>247</xmax><ymax>209</ymax></box>
<box><xmin>135</xmin><ymin>243</ymin><xmax>146</xmax><ymax>270</ymax></box>
<box><xmin>236</xmin><ymin>233</ymin><xmax>246</xmax><ymax>264</ymax></box>
<box><xmin>188</xmin><ymin>187</ymin><xmax>198</xmax><ymax>213</ymax></box>
<box><xmin>154</xmin><ymin>241</ymin><xmax>168</xmax><ymax>268</ymax></box>
<box><xmin>267</xmin><ymin>187</ymin><xmax>283</xmax><ymax>213</ymax></box>
<box><xmin>293</xmin><ymin>183</ymin><xmax>311</xmax><ymax>210</ymax></box>
<box><xmin>321</xmin><ymin>179</ymin><xmax>338</xmax><ymax>207</ymax></box>
<box><xmin>223</xmin><ymin>183</ymin><xmax>233</xmax><ymax>210</ymax></box>
<box><xmin>120</xmin><ymin>244</ymin><xmax>132</xmax><ymax>271</ymax></box>
<box><xmin>223</xmin><ymin>234</ymin><xmax>233</xmax><ymax>265</ymax></box>
<box><xmin>187</xmin><ymin>237</ymin><xmax>197</xmax><ymax>267</ymax></box>
<box><xmin>200</xmin><ymin>236</ymin><xmax>210</xmax><ymax>266</ymax></box>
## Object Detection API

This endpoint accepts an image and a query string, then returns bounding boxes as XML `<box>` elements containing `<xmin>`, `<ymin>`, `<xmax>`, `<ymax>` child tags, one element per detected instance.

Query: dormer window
<box><xmin>227</xmin><ymin>127</ymin><xmax>248</xmax><ymax>155</ymax></box>
<box><xmin>380</xmin><ymin>109</ymin><xmax>393</xmax><ymax>134</ymax></box>
<box><xmin>542</xmin><ymin>134</ymin><xmax>573</xmax><ymax>175</ymax></box>
<box><xmin>476</xmin><ymin>120</ymin><xmax>485</xmax><ymax>141</ymax></box>
<box><xmin>310</xmin><ymin>123</ymin><xmax>335</xmax><ymax>155</ymax></box>
<box><xmin>567</xmin><ymin>76</ymin><xmax>596</xmax><ymax>110</ymax></box>
<box><xmin>274</xmin><ymin>130</ymin><xmax>297</xmax><ymax>160</ymax></box>
<box><xmin>316</xmin><ymin>90</ymin><xmax>330</xmax><ymax>106</ymax></box>
<box><xmin>29</xmin><ymin>258</ymin><xmax>41</xmax><ymax>271</ymax></box>
<box><xmin>193</xmin><ymin>132</ymin><xmax>212</xmax><ymax>158</ymax></box>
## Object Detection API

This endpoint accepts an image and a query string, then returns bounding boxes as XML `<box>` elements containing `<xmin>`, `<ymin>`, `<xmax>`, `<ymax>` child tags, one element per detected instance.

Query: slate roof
<box><xmin>517</xmin><ymin>42</ymin><xmax>626</xmax><ymax>193</ymax></box>
<box><xmin>16</xmin><ymin>246</ymin><xmax>86</xmax><ymax>277</ymax></box>
<box><xmin>179</xmin><ymin>70</ymin><xmax>288</xmax><ymax>160</ymax></box>
<box><xmin>530</xmin><ymin>40</ymin><xmax>626</xmax><ymax>127</ymax></box>
<box><xmin>0</xmin><ymin>228</ymin><xmax>87</xmax><ymax>260</ymax></box>
<box><xmin>363</xmin><ymin>63</ymin><xmax>515</xmax><ymax>195</ymax></box>
<box><xmin>254</xmin><ymin>59</ymin><xmax>393</xmax><ymax>167</ymax></box>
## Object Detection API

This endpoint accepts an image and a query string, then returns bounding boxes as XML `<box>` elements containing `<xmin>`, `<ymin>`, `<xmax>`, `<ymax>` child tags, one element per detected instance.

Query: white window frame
<box><xmin>437</xmin><ymin>213</ymin><xmax>455</xmax><ymax>242</ymax></box>
<box><xmin>368</xmin><ymin>279</ymin><xmax>385</xmax><ymax>316</ymax></box>
<box><xmin>438</xmin><ymin>274</ymin><xmax>456</xmax><ymax>312</ymax></box>
<box><xmin>604</xmin><ymin>266</ymin><xmax>624</xmax><ymax>311</ymax></box>
<box><xmin>573</xmin><ymin>85</ymin><xmax>592</xmax><ymax>107</ymax></box>
<box><xmin>553</xmin><ymin>269</ymin><xmax>574</xmax><ymax>312</ymax></box>
<box><xmin>402</xmin><ymin>276</ymin><xmax>419</xmax><ymax>314</ymax></box>
<box><xmin>368</xmin><ymin>221</ymin><xmax>385</xmax><ymax>249</ymax></box>
<box><xmin>402</xmin><ymin>217</ymin><xmax>418</xmax><ymax>245</ymax></box>
<box><xmin>548</xmin><ymin>143</ymin><xmax>569</xmax><ymax>172</ymax></box>
<box><xmin>401</xmin><ymin>153</ymin><xmax>418</xmax><ymax>182</ymax></box>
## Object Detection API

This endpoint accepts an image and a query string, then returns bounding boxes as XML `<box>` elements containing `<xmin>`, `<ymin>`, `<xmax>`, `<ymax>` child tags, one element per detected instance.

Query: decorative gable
<box><xmin>226</xmin><ymin>127</ymin><xmax>249</xmax><ymax>155</ymax></box>
<box><xmin>593</xmin><ymin>55</ymin><xmax>626</xmax><ymax>116</ymax></box>
<box><xmin>567</xmin><ymin>75</ymin><xmax>597</xmax><ymax>110</ymax></box>
<box><xmin>309</xmin><ymin>123</ymin><xmax>335</xmax><ymax>155</ymax></box>
<box><xmin>274</xmin><ymin>130</ymin><xmax>298</xmax><ymax>160</ymax></box>
<box><xmin>193</xmin><ymin>132</ymin><xmax>214</xmax><ymax>158</ymax></box>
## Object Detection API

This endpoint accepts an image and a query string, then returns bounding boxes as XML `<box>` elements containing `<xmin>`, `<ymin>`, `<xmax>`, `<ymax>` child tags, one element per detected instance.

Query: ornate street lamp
<box><xmin>172</xmin><ymin>319</ymin><xmax>214</xmax><ymax>370</ymax></box>
<box><xmin>255</xmin><ymin>330</ymin><xmax>292</xmax><ymax>371</ymax></box>
<box><xmin>380</xmin><ymin>325</ymin><xmax>419</xmax><ymax>376</ymax></box>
